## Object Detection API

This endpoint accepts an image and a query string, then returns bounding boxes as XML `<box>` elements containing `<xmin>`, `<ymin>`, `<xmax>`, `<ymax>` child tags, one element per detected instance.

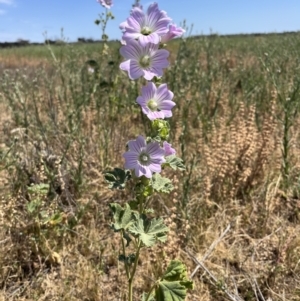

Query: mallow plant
<box><xmin>101</xmin><ymin>1</ymin><xmax>193</xmax><ymax>300</ymax></box>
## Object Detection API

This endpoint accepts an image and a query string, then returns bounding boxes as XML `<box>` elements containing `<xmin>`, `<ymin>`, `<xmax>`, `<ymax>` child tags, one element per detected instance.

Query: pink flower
<box><xmin>163</xmin><ymin>141</ymin><xmax>176</xmax><ymax>156</ymax></box>
<box><xmin>120</xmin><ymin>39</ymin><xmax>169</xmax><ymax>80</ymax></box>
<box><xmin>121</xmin><ymin>2</ymin><xmax>171</xmax><ymax>46</ymax></box>
<box><xmin>123</xmin><ymin>135</ymin><xmax>165</xmax><ymax>178</ymax></box>
<box><xmin>97</xmin><ymin>0</ymin><xmax>113</xmax><ymax>9</ymax></box>
<box><xmin>161</xmin><ymin>24</ymin><xmax>185</xmax><ymax>43</ymax></box>
<box><xmin>136</xmin><ymin>82</ymin><xmax>175</xmax><ymax>120</ymax></box>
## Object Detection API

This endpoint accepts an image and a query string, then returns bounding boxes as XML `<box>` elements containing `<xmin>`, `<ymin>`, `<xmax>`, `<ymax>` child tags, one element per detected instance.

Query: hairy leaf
<box><xmin>162</xmin><ymin>261</ymin><xmax>192</xmax><ymax>285</ymax></box>
<box><xmin>27</xmin><ymin>183</ymin><xmax>49</xmax><ymax>195</ymax></box>
<box><xmin>104</xmin><ymin>168</ymin><xmax>131</xmax><ymax>189</ymax></box>
<box><xmin>156</xmin><ymin>280</ymin><xmax>187</xmax><ymax>301</ymax></box>
<box><xmin>163</xmin><ymin>260</ymin><xmax>185</xmax><ymax>280</ymax></box>
<box><xmin>151</xmin><ymin>173</ymin><xmax>174</xmax><ymax>194</ymax></box>
<box><xmin>109</xmin><ymin>203</ymin><xmax>134</xmax><ymax>231</ymax></box>
<box><xmin>156</xmin><ymin>260</ymin><xmax>194</xmax><ymax>301</ymax></box>
<box><xmin>128</xmin><ymin>199</ymin><xmax>139</xmax><ymax>210</ymax></box>
<box><xmin>129</xmin><ymin>215</ymin><xmax>169</xmax><ymax>247</ymax></box>
<box><xmin>165</xmin><ymin>155</ymin><xmax>186</xmax><ymax>171</ymax></box>
<box><xmin>142</xmin><ymin>292</ymin><xmax>155</xmax><ymax>301</ymax></box>
<box><xmin>119</xmin><ymin>253</ymin><xmax>136</xmax><ymax>265</ymax></box>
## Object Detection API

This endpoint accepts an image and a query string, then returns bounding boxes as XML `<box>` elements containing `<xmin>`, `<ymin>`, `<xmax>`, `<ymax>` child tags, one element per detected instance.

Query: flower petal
<box><xmin>160</xmin><ymin>110</ymin><xmax>172</xmax><ymax>118</ymax></box>
<box><xmin>146</xmin><ymin>143</ymin><xmax>165</xmax><ymax>158</ymax></box>
<box><xmin>123</xmin><ymin>151</ymin><xmax>138</xmax><ymax>169</ymax></box>
<box><xmin>120</xmin><ymin>60</ymin><xmax>130</xmax><ymax>72</ymax></box>
<box><xmin>120</xmin><ymin>42</ymin><xmax>140</xmax><ymax>59</ymax></box>
<box><xmin>158</xmin><ymin>100</ymin><xmax>176</xmax><ymax>111</ymax></box>
<box><xmin>149</xmin><ymin>163</ymin><xmax>162</xmax><ymax>173</ymax></box>
<box><xmin>142</xmin><ymin>82</ymin><xmax>156</xmax><ymax>100</ymax></box>
<box><xmin>128</xmin><ymin>135</ymin><xmax>146</xmax><ymax>153</ymax></box>
<box><xmin>129</xmin><ymin>60</ymin><xmax>144</xmax><ymax>80</ymax></box>
<box><xmin>139</xmin><ymin>33</ymin><xmax>160</xmax><ymax>47</ymax></box>
<box><xmin>151</xmin><ymin>49</ymin><xmax>170</xmax><ymax>67</ymax></box>
<box><xmin>147</xmin><ymin>111</ymin><xmax>165</xmax><ymax>120</ymax></box>
<box><xmin>156</xmin><ymin>84</ymin><xmax>174</xmax><ymax>103</ymax></box>
<box><xmin>163</xmin><ymin>141</ymin><xmax>176</xmax><ymax>156</ymax></box>
<box><xmin>130</xmin><ymin>8</ymin><xmax>145</xmax><ymax>27</ymax></box>
<box><xmin>135</xmin><ymin>164</ymin><xmax>152</xmax><ymax>178</ymax></box>
<box><xmin>143</xmin><ymin>69</ymin><xmax>156</xmax><ymax>81</ymax></box>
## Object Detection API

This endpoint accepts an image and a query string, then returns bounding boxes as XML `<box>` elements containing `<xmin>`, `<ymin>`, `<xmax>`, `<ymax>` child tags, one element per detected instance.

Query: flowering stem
<box><xmin>128</xmin><ymin>240</ymin><xmax>142</xmax><ymax>301</ymax></box>
<box><xmin>139</xmin><ymin>196</ymin><xmax>144</xmax><ymax>214</ymax></box>
<box><xmin>101</xmin><ymin>9</ymin><xmax>109</xmax><ymax>41</ymax></box>
<box><xmin>121</xmin><ymin>230</ymin><xmax>130</xmax><ymax>280</ymax></box>
<box><xmin>143</xmin><ymin>197</ymin><xmax>151</xmax><ymax>213</ymax></box>
<box><xmin>144</xmin><ymin>283</ymin><xmax>157</xmax><ymax>301</ymax></box>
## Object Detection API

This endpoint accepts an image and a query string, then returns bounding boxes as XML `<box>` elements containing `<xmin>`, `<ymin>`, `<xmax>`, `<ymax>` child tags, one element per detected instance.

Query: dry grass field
<box><xmin>0</xmin><ymin>34</ymin><xmax>300</xmax><ymax>300</ymax></box>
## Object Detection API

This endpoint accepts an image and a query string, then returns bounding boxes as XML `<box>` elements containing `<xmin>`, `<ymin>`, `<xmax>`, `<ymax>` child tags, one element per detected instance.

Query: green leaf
<box><xmin>151</xmin><ymin>120</ymin><xmax>170</xmax><ymax>140</ymax></box>
<box><xmin>104</xmin><ymin>168</ymin><xmax>131</xmax><ymax>189</ymax></box>
<box><xmin>129</xmin><ymin>215</ymin><xmax>169</xmax><ymax>247</ymax></box>
<box><xmin>27</xmin><ymin>200</ymin><xmax>40</xmax><ymax>213</ymax></box>
<box><xmin>123</xmin><ymin>231</ymin><xmax>132</xmax><ymax>247</ymax></box>
<box><xmin>109</xmin><ymin>203</ymin><xmax>134</xmax><ymax>231</ymax></box>
<box><xmin>128</xmin><ymin>199</ymin><xmax>139</xmax><ymax>210</ymax></box>
<box><xmin>135</xmin><ymin>181</ymin><xmax>153</xmax><ymax>198</ymax></box>
<box><xmin>27</xmin><ymin>183</ymin><xmax>49</xmax><ymax>195</ymax></box>
<box><xmin>165</xmin><ymin>155</ymin><xmax>186</xmax><ymax>171</ymax></box>
<box><xmin>163</xmin><ymin>260</ymin><xmax>186</xmax><ymax>281</ymax></box>
<box><xmin>118</xmin><ymin>253</ymin><xmax>136</xmax><ymax>265</ymax></box>
<box><xmin>141</xmin><ymin>292</ymin><xmax>155</xmax><ymax>301</ymax></box>
<box><xmin>162</xmin><ymin>261</ymin><xmax>189</xmax><ymax>283</ymax></box>
<box><xmin>47</xmin><ymin>212</ymin><xmax>63</xmax><ymax>225</ymax></box>
<box><xmin>156</xmin><ymin>260</ymin><xmax>194</xmax><ymax>301</ymax></box>
<box><xmin>151</xmin><ymin>173</ymin><xmax>174</xmax><ymax>194</ymax></box>
<box><xmin>156</xmin><ymin>280</ymin><xmax>187</xmax><ymax>301</ymax></box>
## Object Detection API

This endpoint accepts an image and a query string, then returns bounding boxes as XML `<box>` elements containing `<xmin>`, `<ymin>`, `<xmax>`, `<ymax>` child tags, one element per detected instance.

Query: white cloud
<box><xmin>0</xmin><ymin>0</ymin><xmax>13</xmax><ymax>5</ymax></box>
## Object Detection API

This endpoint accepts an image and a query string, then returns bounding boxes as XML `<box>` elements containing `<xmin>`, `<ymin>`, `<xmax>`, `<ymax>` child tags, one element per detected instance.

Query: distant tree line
<box><xmin>0</xmin><ymin>31</ymin><xmax>299</xmax><ymax>48</ymax></box>
<box><xmin>0</xmin><ymin>39</ymin><xmax>31</xmax><ymax>48</ymax></box>
<box><xmin>0</xmin><ymin>37</ymin><xmax>119</xmax><ymax>48</ymax></box>
<box><xmin>191</xmin><ymin>30</ymin><xmax>300</xmax><ymax>40</ymax></box>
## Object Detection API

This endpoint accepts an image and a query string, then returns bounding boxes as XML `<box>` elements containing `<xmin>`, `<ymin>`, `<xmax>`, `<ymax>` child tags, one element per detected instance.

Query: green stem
<box><xmin>143</xmin><ymin>197</ymin><xmax>151</xmax><ymax>213</ymax></box>
<box><xmin>121</xmin><ymin>230</ymin><xmax>130</xmax><ymax>280</ymax></box>
<box><xmin>144</xmin><ymin>283</ymin><xmax>157</xmax><ymax>301</ymax></box>
<box><xmin>128</xmin><ymin>240</ymin><xmax>142</xmax><ymax>301</ymax></box>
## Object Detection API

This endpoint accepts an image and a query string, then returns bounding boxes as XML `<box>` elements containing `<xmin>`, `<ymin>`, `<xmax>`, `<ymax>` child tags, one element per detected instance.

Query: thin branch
<box><xmin>189</xmin><ymin>223</ymin><xmax>231</xmax><ymax>278</ymax></box>
<box><xmin>186</xmin><ymin>247</ymin><xmax>244</xmax><ymax>301</ymax></box>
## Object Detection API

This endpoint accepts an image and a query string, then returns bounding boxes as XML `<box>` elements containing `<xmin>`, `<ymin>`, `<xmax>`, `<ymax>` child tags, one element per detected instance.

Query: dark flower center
<box><xmin>141</xmin><ymin>26</ymin><xmax>152</xmax><ymax>36</ymax></box>
<box><xmin>147</xmin><ymin>99</ymin><xmax>158</xmax><ymax>111</ymax></box>
<box><xmin>139</xmin><ymin>152</ymin><xmax>150</xmax><ymax>164</ymax></box>
<box><xmin>139</xmin><ymin>55</ymin><xmax>151</xmax><ymax>68</ymax></box>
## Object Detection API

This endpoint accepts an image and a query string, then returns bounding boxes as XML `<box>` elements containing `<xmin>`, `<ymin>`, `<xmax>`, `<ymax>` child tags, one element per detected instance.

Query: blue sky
<box><xmin>0</xmin><ymin>0</ymin><xmax>299</xmax><ymax>42</ymax></box>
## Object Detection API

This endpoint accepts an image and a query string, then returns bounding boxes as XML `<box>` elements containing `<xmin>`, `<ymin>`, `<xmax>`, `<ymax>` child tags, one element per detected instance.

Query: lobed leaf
<box><xmin>104</xmin><ymin>168</ymin><xmax>131</xmax><ymax>189</ymax></box>
<box><xmin>162</xmin><ymin>260</ymin><xmax>187</xmax><ymax>281</ymax></box>
<box><xmin>151</xmin><ymin>173</ymin><xmax>174</xmax><ymax>194</ymax></box>
<box><xmin>165</xmin><ymin>155</ymin><xmax>186</xmax><ymax>171</ymax></box>
<box><xmin>141</xmin><ymin>292</ymin><xmax>155</xmax><ymax>301</ymax></box>
<box><xmin>129</xmin><ymin>215</ymin><xmax>169</xmax><ymax>247</ymax></box>
<box><xmin>109</xmin><ymin>203</ymin><xmax>134</xmax><ymax>232</ymax></box>
<box><xmin>156</xmin><ymin>280</ymin><xmax>187</xmax><ymax>301</ymax></box>
<box><xmin>155</xmin><ymin>260</ymin><xmax>194</xmax><ymax>301</ymax></box>
<box><xmin>118</xmin><ymin>253</ymin><xmax>136</xmax><ymax>265</ymax></box>
<box><xmin>27</xmin><ymin>183</ymin><xmax>50</xmax><ymax>195</ymax></box>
